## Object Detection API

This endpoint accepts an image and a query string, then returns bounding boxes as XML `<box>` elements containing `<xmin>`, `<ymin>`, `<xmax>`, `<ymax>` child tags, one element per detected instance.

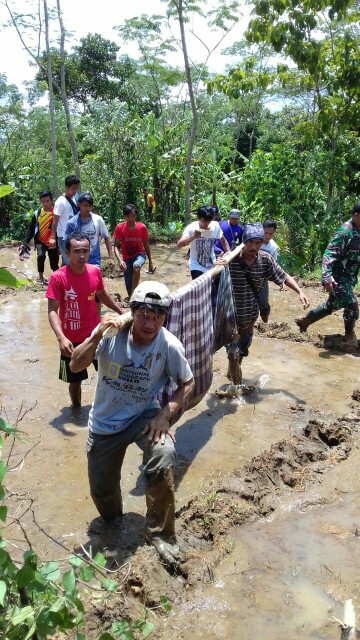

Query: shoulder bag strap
<box><xmin>237</xmin><ymin>259</ymin><xmax>260</xmax><ymax>302</ymax></box>
<box><xmin>65</xmin><ymin>195</ymin><xmax>78</xmax><ymax>216</ymax></box>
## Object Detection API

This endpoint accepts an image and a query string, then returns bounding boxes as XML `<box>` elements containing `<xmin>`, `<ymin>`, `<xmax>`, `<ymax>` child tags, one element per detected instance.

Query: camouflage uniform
<box><xmin>303</xmin><ymin>219</ymin><xmax>360</xmax><ymax>330</ymax></box>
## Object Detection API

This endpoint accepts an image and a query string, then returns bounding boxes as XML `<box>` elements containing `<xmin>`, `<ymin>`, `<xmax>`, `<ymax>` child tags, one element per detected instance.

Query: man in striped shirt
<box><xmin>226</xmin><ymin>222</ymin><xmax>309</xmax><ymax>384</ymax></box>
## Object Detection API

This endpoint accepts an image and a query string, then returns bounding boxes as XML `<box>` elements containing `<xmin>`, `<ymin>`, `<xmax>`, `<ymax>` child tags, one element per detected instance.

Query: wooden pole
<box><xmin>341</xmin><ymin>600</ymin><xmax>356</xmax><ymax>640</ymax></box>
<box><xmin>207</xmin><ymin>243</ymin><xmax>244</xmax><ymax>280</ymax></box>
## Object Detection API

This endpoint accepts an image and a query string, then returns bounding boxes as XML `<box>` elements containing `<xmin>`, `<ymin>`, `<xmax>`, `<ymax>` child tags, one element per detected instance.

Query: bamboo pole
<box><xmin>207</xmin><ymin>243</ymin><xmax>244</xmax><ymax>280</ymax></box>
<box><xmin>341</xmin><ymin>600</ymin><xmax>356</xmax><ymax>640</ymax></box>
<box><xmin>99</xmin><ymin>241</ymin><xmax>244</xmax><ymax>337</ymax></box>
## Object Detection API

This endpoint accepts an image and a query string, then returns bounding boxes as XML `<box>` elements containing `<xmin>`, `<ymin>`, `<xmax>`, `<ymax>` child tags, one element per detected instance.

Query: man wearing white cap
<box><xmin>70</xmin><ymin>281</ymin><xmax>194</xmax><ymax>565</ymax></box>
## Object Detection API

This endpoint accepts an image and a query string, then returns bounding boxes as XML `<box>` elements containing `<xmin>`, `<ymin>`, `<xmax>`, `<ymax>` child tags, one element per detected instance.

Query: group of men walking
<box><xmin>21</xmin><ymin>173</ymin><xmax>360</xmax><ymax>566</ymax></box>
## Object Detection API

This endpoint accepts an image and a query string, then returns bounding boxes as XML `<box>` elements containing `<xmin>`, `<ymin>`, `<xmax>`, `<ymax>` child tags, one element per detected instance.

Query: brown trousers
<box><xmin>87</xmin><ymin>408</ymin><xmax>176</xmax><ymax>542</ymax></box>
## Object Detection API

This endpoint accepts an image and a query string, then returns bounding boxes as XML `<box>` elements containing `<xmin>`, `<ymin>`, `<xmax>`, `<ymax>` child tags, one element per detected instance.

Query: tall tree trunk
<box><xmin>174</xmin><ymin>0</ymin><xmax>198</xmax><ymax>224</ymax></box>
<box><xmin>43</xmin><ymin>0</ymin><xmax>59</xmax><ymax>196</ymax></box>
<box><xmin>56</xmin><ymin>0</ymin><xmax>80</xmax><ymax>179</ymax></box>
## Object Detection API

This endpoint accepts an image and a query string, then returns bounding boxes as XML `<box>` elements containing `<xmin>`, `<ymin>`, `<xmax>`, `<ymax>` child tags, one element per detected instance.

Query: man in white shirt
<box><xmin>177</xmin><ymin>206</ymin><xmax>230</xmax><ymax>279</ymax></box>
<box><xmin>259</xmin><ymin>219</ymin><xmax>280</xmax><ymax>322</ymax></box>
<box><xmin>261</xmin><ymin>220</ymin><xmax>279</xmax><ymax>260</ymax></box>
<box><xmin>49</xmin><ymin>175</ymin><xmax>80</xmax><ymax>264</ymax></box>
<box><xmin>64</xmin><ymin>193</ymin><xmax>114</xmax><ymax>269</ymax></box>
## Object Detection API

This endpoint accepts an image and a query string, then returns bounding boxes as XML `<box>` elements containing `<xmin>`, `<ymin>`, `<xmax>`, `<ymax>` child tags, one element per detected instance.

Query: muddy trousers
<box><xmin>304</xmin><ymin>297</ymin><xmax>359</xmax><ymax>334</ymax></box>
<box><xmin>258</xmin><ymin>280</ymin><xmax>270</xmax><ymax>320</ymax></box>
<box><xmin>87</xmin><ymin>409</ymin><xmax>176</xmax><ymax>542</ymax></box>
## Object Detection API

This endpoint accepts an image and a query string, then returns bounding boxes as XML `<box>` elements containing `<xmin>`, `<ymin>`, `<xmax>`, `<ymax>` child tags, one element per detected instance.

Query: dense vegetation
<box><xmin>0</xmin><ymin>0</ymin><xmax>359</xmax><ymax>273</ymax></box>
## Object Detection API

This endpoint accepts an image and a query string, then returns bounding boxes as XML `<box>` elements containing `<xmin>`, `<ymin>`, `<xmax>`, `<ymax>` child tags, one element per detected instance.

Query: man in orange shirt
<box><xmin>20</xmin><ymin>190</ymin><xmax>59</xmax><ymax>284</ymax></box>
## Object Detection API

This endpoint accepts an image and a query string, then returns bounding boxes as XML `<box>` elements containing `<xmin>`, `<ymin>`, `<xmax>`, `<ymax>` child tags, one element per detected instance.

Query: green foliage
<box><xmin>0</xmin><ymin>268</ymin><xmax>29</xmax><ymax>289</ymax></box>
<box><xmin>0</xmin><ymin>186</ymin><xmax>14</xmax><ymax>198</ymax></box>
<box><xmin>99</xmin><ymin>616</ymin><xmax>154</xmax><ymax>640</ymax></box>
<box><xmin>0</xmin><ymin>420</ymin><xmax>155</xmax><ymax>639</ymax></box>
<box><xmin>1</xmin><ymin>4</ymin><xmax>360</xmax><ymax>269</ymax></box>
<box><xmin>35</xmin><ymin>35</ymin><xmax>138</xmax><ymax>111</ymax></box>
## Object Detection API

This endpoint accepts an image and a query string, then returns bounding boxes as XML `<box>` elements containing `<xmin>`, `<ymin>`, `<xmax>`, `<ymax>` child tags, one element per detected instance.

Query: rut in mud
<box><xmin>255</xmin><ymin>320</ymin><xmax>360</xmax><ymax>354</ymax></box>
<box><xmin>84</xmin><ymin>393</ymin><xmax>360</xmax><ymax>635</ymax></box>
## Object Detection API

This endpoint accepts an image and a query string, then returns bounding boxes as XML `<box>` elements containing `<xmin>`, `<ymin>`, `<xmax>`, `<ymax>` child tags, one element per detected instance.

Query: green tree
<box><xmin>35</xmin><ymin>34</ymin><xmax>138</xmax><ymax>112</ymax></box>
<box><xmin>245</xmin><ymin>0</ymin><xmax>360</xmax><ymax>213</ymax></box>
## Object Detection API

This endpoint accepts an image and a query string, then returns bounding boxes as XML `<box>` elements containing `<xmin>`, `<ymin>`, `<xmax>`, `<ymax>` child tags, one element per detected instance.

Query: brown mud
<box><xmin>2</xmin><ymin>245</ymin><xmax>360</xmax><ymax>638</ymax></box>
<box><xmin>256</xmin><ymin>320</ymin><xmax>360</xmax><ymax>355</ymax></box>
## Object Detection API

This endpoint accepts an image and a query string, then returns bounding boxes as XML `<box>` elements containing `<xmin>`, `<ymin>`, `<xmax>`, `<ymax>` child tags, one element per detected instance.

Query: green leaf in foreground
<box><xmin>132</xmin><ymin>618</ymin><xmax>154</xmax><ymax>638</ymax></box>
<box><xmin>111</xmin><ymin>620</ymin><xmax>134</xmax><ymax>639</ymax></box>
<box><xmin>62</xmin><ymin>568</ymin><xmax>76</xmax><ymax>594</ymax></box>
<box><xmin>0</xmin><ymin>579</ymin><xmax>6</xmax><ymax>606</ymax></box>
<box><xmin>0</xmin><ymin>267</ymin><xmax>29</xmax><ymax>289</ymax></box>
<box><xmin>0</xmin><ymin>505</ymin><xmax>7</xmax><ymax>522</ymax></box>
<box><xmin>0</xmin><ymin>185</ymin><xmax>14</xmax><ymax>198</ymax></box>
<box><xmin>101</xmin><ymin>577</ymin><xmax>118</xmax><ymax>591</ymax></box>
<box><xmin>40</xmin><ymin>561</ymin><xmax>61</xmax><ymax>582</ymax></box>
<box><xmin>159</xmin><ymin>594</ymin><xmax>172</xmax><ymax>612</ymax></box>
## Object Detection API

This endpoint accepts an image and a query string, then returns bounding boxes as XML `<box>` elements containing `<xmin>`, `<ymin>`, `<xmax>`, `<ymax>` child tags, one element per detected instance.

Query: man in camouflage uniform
<box><xmin>296</xmin><ymin>202</ymin><xmax>360</xmax><ymax>346</ymax></box>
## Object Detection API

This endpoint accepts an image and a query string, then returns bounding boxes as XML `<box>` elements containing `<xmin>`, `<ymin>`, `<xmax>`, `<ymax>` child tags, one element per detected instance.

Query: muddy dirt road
<box><xmin>1</xmin><ymin>244</ymin><xmax>360</xmax><ymax>639</ymax></box>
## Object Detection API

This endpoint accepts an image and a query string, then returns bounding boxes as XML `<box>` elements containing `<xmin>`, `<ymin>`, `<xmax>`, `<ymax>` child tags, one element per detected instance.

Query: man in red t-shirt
<box><xmin>46</xmin><ymin>232</ymin><xmax>123</xmax><ymax>408</ymax></box>
<box><xmin>113</xmin><ymin>204</ymin><xmax>155</xmax><ymax>300</ymax></box>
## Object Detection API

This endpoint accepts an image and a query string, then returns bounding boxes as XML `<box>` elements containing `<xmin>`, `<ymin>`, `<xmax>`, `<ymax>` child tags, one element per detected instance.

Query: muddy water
<box><xmin>1</xmin><ymin>244</ymin><xmax>360</xmax><ymax>637</ymax></box>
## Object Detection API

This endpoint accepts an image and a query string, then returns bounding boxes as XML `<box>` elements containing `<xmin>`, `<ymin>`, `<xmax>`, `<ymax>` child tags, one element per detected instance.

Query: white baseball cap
<box><xmin>130</xmin><ymin>281</ymin><xmax>172</xmax><ymax>309</ymax></box>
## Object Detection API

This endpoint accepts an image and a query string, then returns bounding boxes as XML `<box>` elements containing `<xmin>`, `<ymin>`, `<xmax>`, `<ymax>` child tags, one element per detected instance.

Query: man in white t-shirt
<box><xmin>49</xmin><ymin>175</ymin><xmax>80</xmax><ymax>265</ymax></box>
<box><xmin>177</xmin><ymin>206</ymin><xmax>230</xmax><ymax>279</ymax></box>
<box><xmin>259</xmin><ymin>219</ymin><xmax>280</xmax><ymax>322</ymax></box>
<box><xmin>70</xmin><ymin>281</ymin><xmax>194</xmax><ymax>566</ymax></box>
<box><xmin>64</xmin><ymin>193</ymin><xmax>114</xmax><ymax>269</ymax></box>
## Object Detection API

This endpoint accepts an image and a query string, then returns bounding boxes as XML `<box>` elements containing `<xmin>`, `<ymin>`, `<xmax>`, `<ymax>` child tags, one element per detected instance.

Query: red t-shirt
<box><xmin>113</xmin><ymin>222</ymin><xmax>148</xmax><ymax>261</ymax></box>
<box><xmin>45</xmin><ymin>264</ymin><xmax>104</xmax><ymax>343</ymax></box>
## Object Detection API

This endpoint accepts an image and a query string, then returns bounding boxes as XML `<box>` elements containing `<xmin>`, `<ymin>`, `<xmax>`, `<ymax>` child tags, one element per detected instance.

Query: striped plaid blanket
<box><xmin>158</xmin><ymin>272</ymin><xmax>213</xmax><ymax>410</ymax></box>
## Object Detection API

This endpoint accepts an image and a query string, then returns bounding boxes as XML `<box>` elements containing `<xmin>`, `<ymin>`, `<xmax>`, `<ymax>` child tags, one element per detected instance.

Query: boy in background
<box><xmin>258</xmin><ymin>220</ymin><xmax>280</xmax><ymax>322</ymax></box>
<box><xmin>20</xmin><ymin>190</ymin><xmax>59</xmax><ymax>284</ymax></box>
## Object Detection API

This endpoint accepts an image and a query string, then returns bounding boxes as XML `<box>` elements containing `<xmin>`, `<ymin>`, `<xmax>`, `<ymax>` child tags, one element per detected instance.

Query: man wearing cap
<box><xmin>70</xmin><ymin>281</ymin><xmax>194</xmax><ymax>565</ymax></box>
<box><xmin>225</xmin><ymin>222</ymin><xmax>309</xmax><ymax>384</ymax></box>
<box><xmin>214</xmin><ymin>209</ymin><xmax>243</xmax><ymax>256</ymax></box>
<box><xmin>296</xmin><ymin>202</ymin><xmax>360</xmax><ymax>347</ymax></box>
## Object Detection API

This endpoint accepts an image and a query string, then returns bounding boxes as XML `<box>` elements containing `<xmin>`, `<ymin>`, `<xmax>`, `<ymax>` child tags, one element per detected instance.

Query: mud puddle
<box><xmin>2</xmin><ymin>244</ymin><xmax>360</xmax><ymax>638</ymax></box>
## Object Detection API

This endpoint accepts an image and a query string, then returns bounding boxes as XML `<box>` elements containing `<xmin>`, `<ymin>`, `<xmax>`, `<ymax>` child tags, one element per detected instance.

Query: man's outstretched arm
<box><xmin>284</xmin><ymin>275</ymin><xmax>309</xmax><ymax>309</ymax></box>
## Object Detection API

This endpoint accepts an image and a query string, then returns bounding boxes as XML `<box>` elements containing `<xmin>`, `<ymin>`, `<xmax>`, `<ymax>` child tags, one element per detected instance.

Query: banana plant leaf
<box><xmin>0</xmin><ymin>267</ymin><xmax>30</xmax><ymax>288</ymax></box>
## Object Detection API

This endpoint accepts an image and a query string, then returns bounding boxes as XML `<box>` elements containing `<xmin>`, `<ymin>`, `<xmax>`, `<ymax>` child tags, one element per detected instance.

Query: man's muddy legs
<box><xmin>344</xmin><ymin>318</ymin><xmax>359</xmax><ymax>347</ymax></box>
<box><xmin>227</xmin><ymin>356</ymin><xmax>243</xmax><ymax>385</ymax></box>
<box><xmin>296</xmin><ymin>303</ymin><xmax>332</xmax><ymax>333</ymax></box>
<box><xmin>69</xmin><ymin>381</ymin><xmax>81</xmax><ymax>408</ymax></box>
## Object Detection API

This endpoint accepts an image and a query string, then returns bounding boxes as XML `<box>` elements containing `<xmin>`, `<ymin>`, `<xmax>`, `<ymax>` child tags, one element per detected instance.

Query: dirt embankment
<box><xmin>83</xmin><ymin>391</ymin><xmax>360</xmax><ymax>636</ymax></box>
